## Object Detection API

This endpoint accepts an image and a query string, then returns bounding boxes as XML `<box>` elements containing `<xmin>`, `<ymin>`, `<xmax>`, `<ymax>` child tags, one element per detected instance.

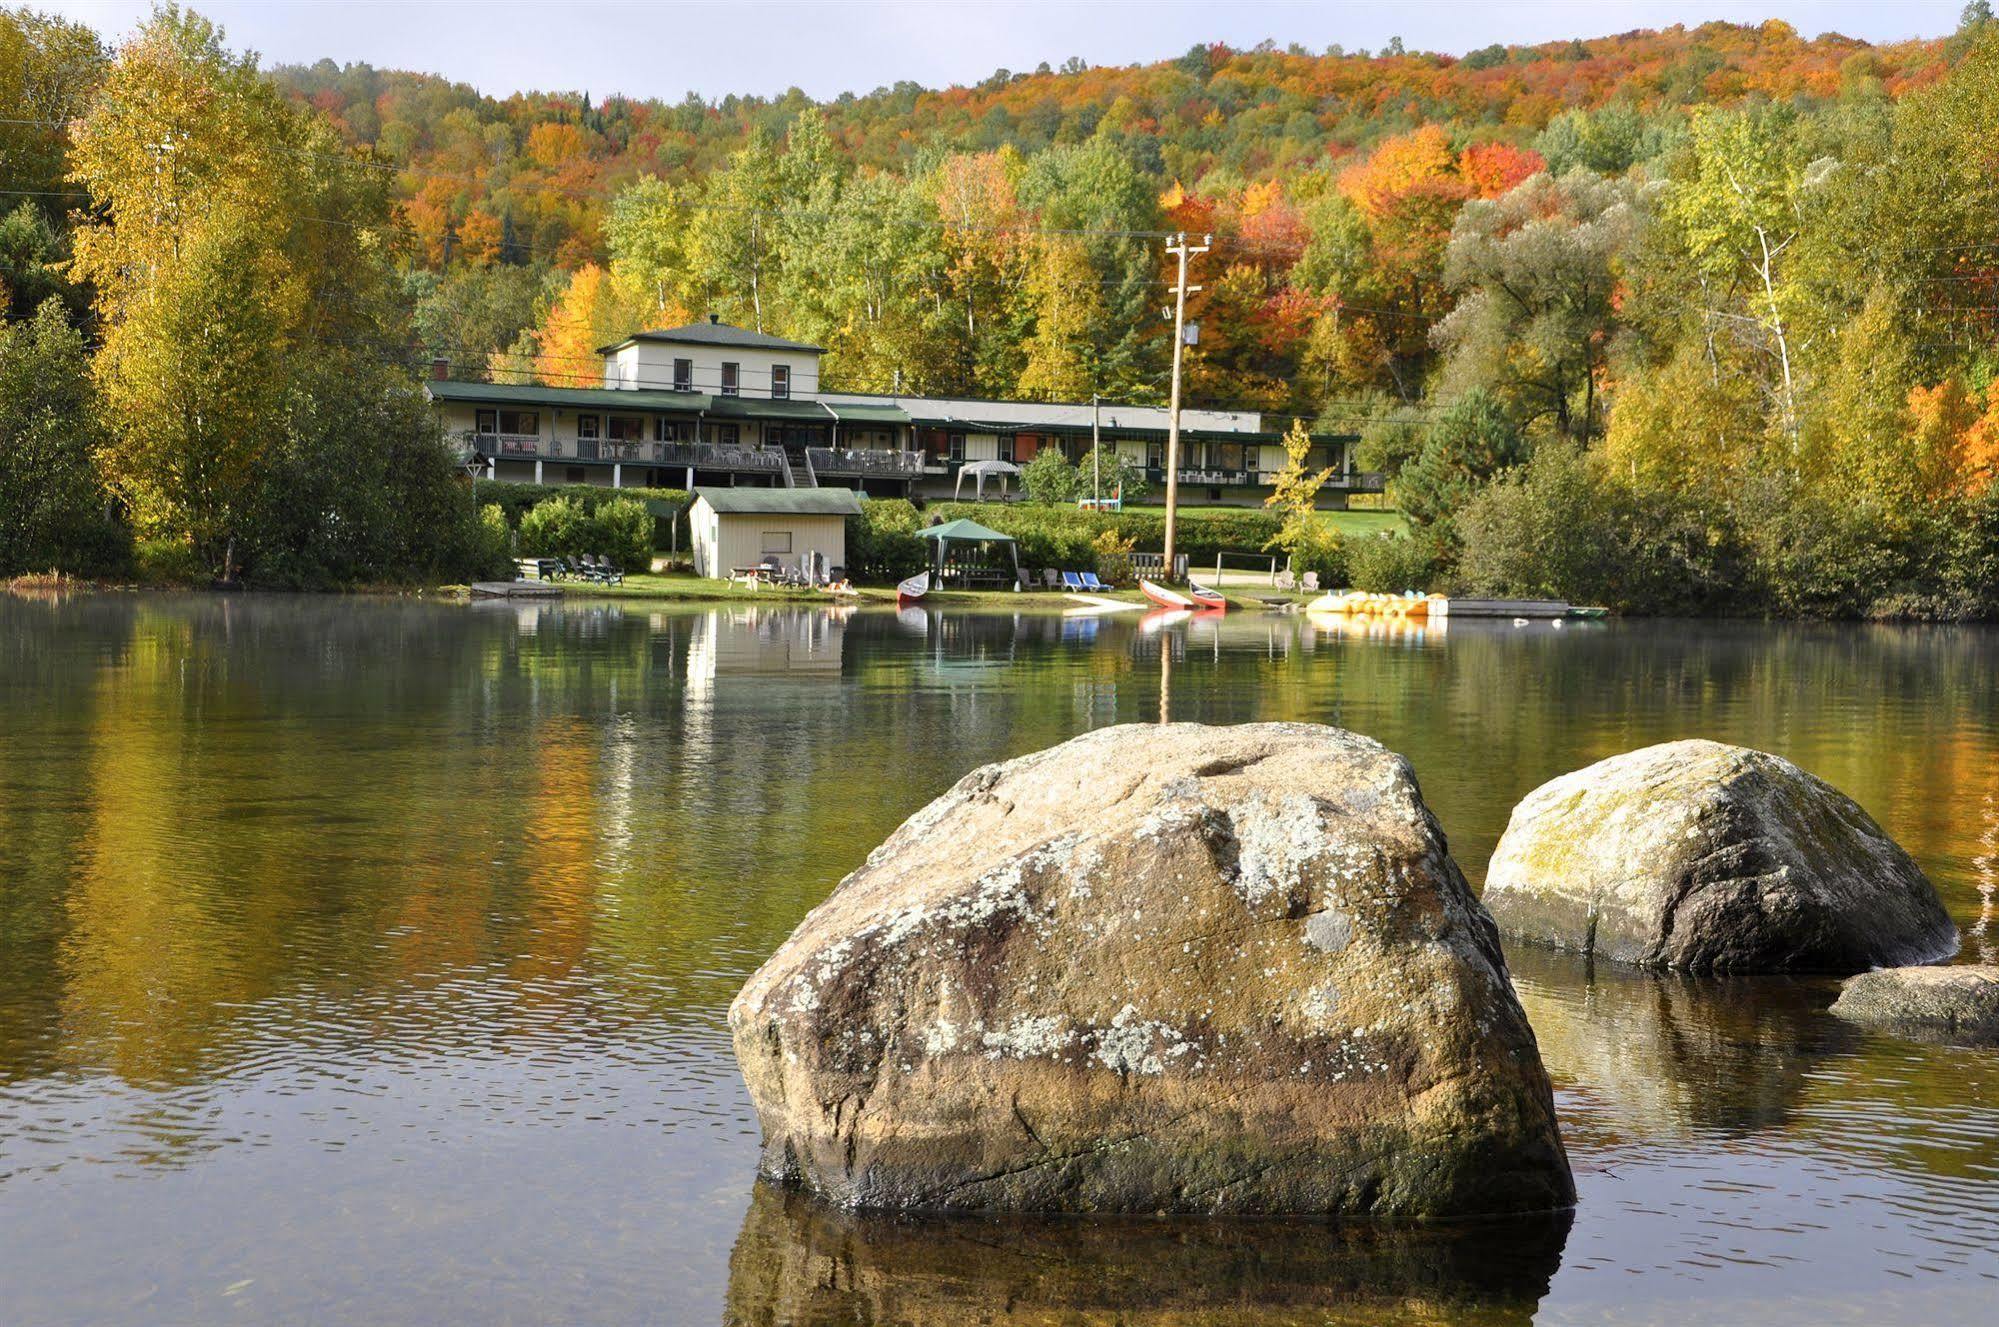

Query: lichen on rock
<box><xmin>728</xmin><ymin>722</ymin><xmax>1573</xmax><ymax>1218</ymax></box>
<box><xmin>1483</xmin><ymin>740</ymin><xmax>1958</xmax><ymax>974</ymax></box>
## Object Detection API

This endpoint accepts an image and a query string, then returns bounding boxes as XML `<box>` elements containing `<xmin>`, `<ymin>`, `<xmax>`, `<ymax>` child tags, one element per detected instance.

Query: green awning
<box><xmin>703</xmin><ymin>396</ymin><xmax>836</xmax><ymax>422</ymax></box>
<box><xmin>826</xmin><ymin>402</ymin><xmax>912</xmax><ymax>425</ymax></box>
<box><xmin>918</xmin><ymin>518</ymin><xmax>1015</xmax><ymax>544</ymax></box>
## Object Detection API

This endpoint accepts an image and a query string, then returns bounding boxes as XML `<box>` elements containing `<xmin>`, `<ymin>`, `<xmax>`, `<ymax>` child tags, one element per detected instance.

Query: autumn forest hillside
<box><xmin>6</xmin><ymin>6</ymin><xmax>1999</xmax><ymax>617</ymax></box>
<box><xmin>267</xmin><ymin>20</ymin><xmax>1955</xmax><ymax>414</ymax></box>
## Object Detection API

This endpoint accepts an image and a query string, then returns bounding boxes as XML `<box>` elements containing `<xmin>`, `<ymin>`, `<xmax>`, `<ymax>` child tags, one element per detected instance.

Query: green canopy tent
<box><xmin>918</xmin><ymin>518</ymin><xmax>1022</xmax><ymax>590</ymax></box>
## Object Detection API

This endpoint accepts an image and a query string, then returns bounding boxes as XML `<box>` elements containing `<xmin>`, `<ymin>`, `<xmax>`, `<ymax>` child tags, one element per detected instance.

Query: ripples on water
<box><xmin>0</xmin><ymin>594</ymin><xmax>1995</xmax><ymax>1325</ymax></box>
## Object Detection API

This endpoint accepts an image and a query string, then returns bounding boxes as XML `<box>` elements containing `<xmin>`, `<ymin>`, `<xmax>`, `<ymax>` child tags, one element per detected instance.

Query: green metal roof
<box><xmin>428</xmin><ymin>379</ymin><xmax>712</xmax><ymax>413</ymax></box>
<box><xmin>692</xmin><ymin>486</ymin><xmax>863</xmax><ymax>516</ymax></box>
<box><xmin>917</xmin><ymin>518</ymin><xmax>1016</xmax><ymax>544</ymax></box>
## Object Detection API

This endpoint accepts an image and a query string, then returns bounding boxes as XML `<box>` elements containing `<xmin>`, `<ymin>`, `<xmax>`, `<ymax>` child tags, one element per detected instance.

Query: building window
<box><xmin>771</xmin><ymin>365</ymin><xmax>790</xmax><ymax>399</ymax></box>
<box><xmin>499</xmin><ymin>410</ymin><xmax>538</xmax><ymax>436</ymax></box>
<box><xmin>655</xmin><ymin>418</ymin><xmax>681</xmax><ymax>443</ymax></box>
<box><xmin>711</xmin><ymin>423</ymin><xmax>739</xmax><ymax>447</ymax></box>
<box><xmin>996</xmin><ymin>436</ymin><xmax>1015</xmax><ymax>463</ymax></box>
<box><xmin>673</xmin><ymin>358</ymin><xmax>693</xmax><ymax>392</ymax></box>
<box><xmin>721</xmin><ymin>362</ymin><xmax>740</xmax><ymax>396</ymax></box>
<box><xmin>947</xmin><ymin>433</ymin><xmax>966</xmax><ymax>461</ymax></box>
<box><xmin>476</xmin><ymin>409</ymin><xmax>497</xmax><ymax>434</ymax></box>
<box><xmin>607</xmin><ymin>415</ymin><xmax>645</xmax><ymax>441</ymax></box>
<box><xmin>1146</xmin><ymin>440</ymin><xmax>1164</xmax><ymax>470</ymax></box>
<box><xmin>577</xmin><ymin>414</ymin><xmax>600</xmax><ymax>439</ymax></box>
<box><xmin>761</xmin><ymin>531</ymin><xmax>792</xmax><ymax>554</ymax></box>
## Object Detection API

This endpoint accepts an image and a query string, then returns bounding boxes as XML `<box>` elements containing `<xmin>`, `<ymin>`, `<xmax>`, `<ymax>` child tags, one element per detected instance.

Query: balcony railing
<box><xmin>807</xmin><ymin>446</ymin><xmax>927</xmax><ymax>478</ymax></box>
<box><xmin>463</xmin><ymin>432</ymin><xmax>785</xmax><ymax>473</ymax></box>
<box><xmin>1144</xmin><ymin>466</ymin><xmax>1385</xmax><ymax>492</ymax></box>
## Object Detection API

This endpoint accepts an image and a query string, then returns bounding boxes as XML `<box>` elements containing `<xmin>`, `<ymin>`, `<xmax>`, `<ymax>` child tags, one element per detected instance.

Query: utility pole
<box><xmin>1162</xmin><ymin>231</ymin><xmax>1209</xmax><ymax>582</ymax></box>
<box><xmin>1091</xmin><ymin>392</ymin><xmax>1101</xmax><ymax>505</ymax></box>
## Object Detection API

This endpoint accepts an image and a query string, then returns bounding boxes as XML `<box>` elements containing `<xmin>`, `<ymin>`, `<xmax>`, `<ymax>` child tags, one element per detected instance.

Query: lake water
<box><xmin>1</xmin><ymin>592</ymin><xmax>1995</xmax><ymax>1326</ymax></box>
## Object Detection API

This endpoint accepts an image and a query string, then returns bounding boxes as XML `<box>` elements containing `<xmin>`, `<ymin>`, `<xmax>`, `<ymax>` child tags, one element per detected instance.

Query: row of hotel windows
<box><xmin>477</xmin><ymin>409</ymin><xmax>741</xmax><ymax>446</ymax></box>
<box><xmin>656</xmin><ymin>358</ymin><xmax>788</xmax><ymax>398</ymax></box>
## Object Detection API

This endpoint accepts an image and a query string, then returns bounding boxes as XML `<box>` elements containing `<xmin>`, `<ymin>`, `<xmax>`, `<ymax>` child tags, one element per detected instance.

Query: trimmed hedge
<box><xmin>475</xmin><ymin>480</ymin><xmax>689</xmax><ymax>552</ymax></box>
<box><xmin>847</xmin><ymin>497</ymin><xmax>928</xmax><ymax>581</ymax></box>
<box><xmin>924</xmin><ymin>502</ymin><xmax>1283</xmax><ymax>572</ymax></box>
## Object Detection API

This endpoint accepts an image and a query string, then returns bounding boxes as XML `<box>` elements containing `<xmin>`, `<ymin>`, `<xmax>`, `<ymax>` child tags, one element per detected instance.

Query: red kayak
<box><xmin>1140</xmin><ymin>578</ymin><xmax>1194</xmax><ymax>610</ymax></box>
<box><xmin>1187</xmin><ymin>579</ymin><xmax>1228</xmax><ymax>612</ymax></box>
<box><xmin>896</xmin><ymin>571</ymin><xmax>930</xmax><ymax>605</ymax></box>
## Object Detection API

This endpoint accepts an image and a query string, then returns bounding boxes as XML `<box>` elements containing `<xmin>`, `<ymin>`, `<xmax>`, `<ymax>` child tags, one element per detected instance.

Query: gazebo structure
<box><xmin>918</xmin><ymin>518</ymin><xmax>1022</xmax><ymax>589</ymax></box>
<box><xmin>953</xmin><ymin>459</ymin><xmax>1022</xmax><ymax>501</ymax></box>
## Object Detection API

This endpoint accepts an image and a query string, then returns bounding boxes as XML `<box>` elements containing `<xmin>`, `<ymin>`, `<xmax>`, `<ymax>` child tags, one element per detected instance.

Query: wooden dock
<box><xmin>470</xmin><ymin>580</ymin><xmax>562</xmax><ymax>600</ymax></box>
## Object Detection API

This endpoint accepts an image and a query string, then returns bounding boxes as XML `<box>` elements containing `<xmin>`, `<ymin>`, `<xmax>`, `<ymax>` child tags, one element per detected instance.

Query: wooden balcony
<box><xmin>807</xmin><ymin>447</ymin><xmax>927</xmax><ymax>479</ymax></box>
<box><xmin>463</xmin><ymin>433</ymin><xmax>785</xmax><ymax>474</ymax></box>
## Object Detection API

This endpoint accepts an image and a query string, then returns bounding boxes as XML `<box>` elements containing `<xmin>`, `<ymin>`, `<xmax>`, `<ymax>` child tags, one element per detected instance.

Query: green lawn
<box><xmin>1171</xmin><ymin>505</ymin><xmax>1406</xmax><ymax>537</ymax></box>
<box><xmin>1316</xmin><ymin>509</ymin><xmax>1405</xmax><ymax>537</ymax></box>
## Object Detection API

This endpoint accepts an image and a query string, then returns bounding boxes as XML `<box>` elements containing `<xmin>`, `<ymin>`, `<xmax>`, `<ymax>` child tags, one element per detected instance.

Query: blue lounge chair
<box><xmin>1079</xmin><ymin>571</ymin><xmax>1108</xmax><ymax>592</ymax></box>
<box><xmin>1061</xmin><ymin>571</ymin><xmax>1085</xmax><ymax>591</ymax></box>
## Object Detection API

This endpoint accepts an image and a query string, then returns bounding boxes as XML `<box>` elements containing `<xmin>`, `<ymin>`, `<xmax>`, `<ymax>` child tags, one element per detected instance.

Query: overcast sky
<box><xmin>42</xmin><ymin>1</ymin><xmax>1970</xmax><ymax>103</ymax></box>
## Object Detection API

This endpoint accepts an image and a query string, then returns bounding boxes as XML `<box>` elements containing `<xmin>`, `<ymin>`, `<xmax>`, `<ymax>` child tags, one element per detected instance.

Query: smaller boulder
<box><xmin>1484</xmin><ymin>740</ymin><xmax>1957</xmax><ymax>974</ymax></box>
<box><xmin>1831</xmin><ymin>965</ymin><xmax>1999</xmax><ymax>1044</ymax></box>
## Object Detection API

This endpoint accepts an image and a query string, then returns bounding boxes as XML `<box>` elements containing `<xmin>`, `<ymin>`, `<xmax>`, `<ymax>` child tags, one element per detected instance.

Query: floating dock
<box><xmin>1437</xmin><ymin>598</ymin><xmax>1571</xmax><ymax>619</ymax></box>
<box><xmin>470</xmin><ymin>580</ymin><xmax>562</xmax><ymax>600</ymax></box>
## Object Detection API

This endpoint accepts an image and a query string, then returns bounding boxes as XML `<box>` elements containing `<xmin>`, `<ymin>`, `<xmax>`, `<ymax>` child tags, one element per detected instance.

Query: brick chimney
<box><xmin>430</xmin><ymin>355</ymin><xmax>450</xmax><ymax>381</ymax></box>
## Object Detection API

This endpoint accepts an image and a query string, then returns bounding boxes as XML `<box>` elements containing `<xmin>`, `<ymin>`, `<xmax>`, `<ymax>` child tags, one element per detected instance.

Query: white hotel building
<box><xmin>425</xmin><ymin>317</ymin><xmax>1383</xmax><ymax>507</ymax></box>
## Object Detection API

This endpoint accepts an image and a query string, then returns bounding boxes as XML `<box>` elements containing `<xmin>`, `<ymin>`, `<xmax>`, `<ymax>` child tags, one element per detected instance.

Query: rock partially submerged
<box><xmin>1830</xmin><ymin>965</ymin><xmax>1999</xmax><ymax>1044</ymax></box>
<box><xmin>729</xmin><ymin>722</ymin><xmax>1572</xmax><ymax>1218</ymax></box>
<box><xmin>1483</xmin><ymin>740</ymin><xmax>1957</xmax><ymax>974</ymax></box>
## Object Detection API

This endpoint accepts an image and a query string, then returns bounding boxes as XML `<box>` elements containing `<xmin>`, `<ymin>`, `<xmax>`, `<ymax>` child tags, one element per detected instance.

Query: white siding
<box><xmin>607</xmin><ymin>342</ymin><xmax>820</xmax><ymax>397</ymax></box>
<box><xmin>690</xmin><ymin>501</ymin><xmax>847</xmax><ymax>579</ymax></box>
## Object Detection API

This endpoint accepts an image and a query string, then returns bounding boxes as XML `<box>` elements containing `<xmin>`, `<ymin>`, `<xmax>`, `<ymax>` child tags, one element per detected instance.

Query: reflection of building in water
<box><xmin>725</xmin><ymin>1182</ymin><xmax>1567</xmax><ymax>1327</ymax></box>
<box><xmin>683</xmin><ymin>606</ymin><xmax>848</xmax><ymax>754</ymax></box>
<box><xmin>687</xmin><ymin>606</ymin><xmax>848</xmax><ymax>681</ymax></box>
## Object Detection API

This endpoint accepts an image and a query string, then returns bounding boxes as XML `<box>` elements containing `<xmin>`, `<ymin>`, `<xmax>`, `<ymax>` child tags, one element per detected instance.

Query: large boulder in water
<box><xmin>1830</xmin><ymin>965</ymin><xmax>1999</xmax><ymax>1044</ymax></box>
<box><xmin>728</xmin><ymin>722</ymin><xmax>1573</xmax><ymax>1218</ymax></box>
<box><xmin>1483</xmin><ymin>740</ymin><xmax>1957</xmax><ymax>974</ymax></box>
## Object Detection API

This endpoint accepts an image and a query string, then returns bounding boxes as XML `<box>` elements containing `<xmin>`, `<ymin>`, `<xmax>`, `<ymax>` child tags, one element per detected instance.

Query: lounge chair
<box><xmin>1079</xmin><ymin>571</ymin><xmax>1108</xmax><ymax>592</ymax></box>
<box><xmin>592</xmin><ymin>554</ymin><xmax>624</xmax><ymax>586</ymax></box>
<box><xmin>1042</xmin><ymin>568</ymin><xmax>1061</xmax><ymax>589</ymax></box>
<box><xmin>1061</xmin><ymin>571</ymin><xmax>1085</xmax><ymax>591</ymax></box>
<box><xmin>1275</xmin><ymin>569</ymin><xmax>1297</xmax><ymax>591</ymax></box>
<box><xmin>1302</xmin><ymin>572</ymin><xmax>1320</xmax><ymax>592</ymax></box>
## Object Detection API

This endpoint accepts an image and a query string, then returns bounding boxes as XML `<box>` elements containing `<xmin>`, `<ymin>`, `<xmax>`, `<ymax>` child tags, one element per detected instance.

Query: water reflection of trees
<box><xmin>4</xmin><ymin>596</ymin><xmax>1998</xmax><ymax>1180</ymax></box>
<box><xmin>724</xmin><ymin>1183</ymin><xmax>1569</xmax><ymax>1327</ymax></box>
